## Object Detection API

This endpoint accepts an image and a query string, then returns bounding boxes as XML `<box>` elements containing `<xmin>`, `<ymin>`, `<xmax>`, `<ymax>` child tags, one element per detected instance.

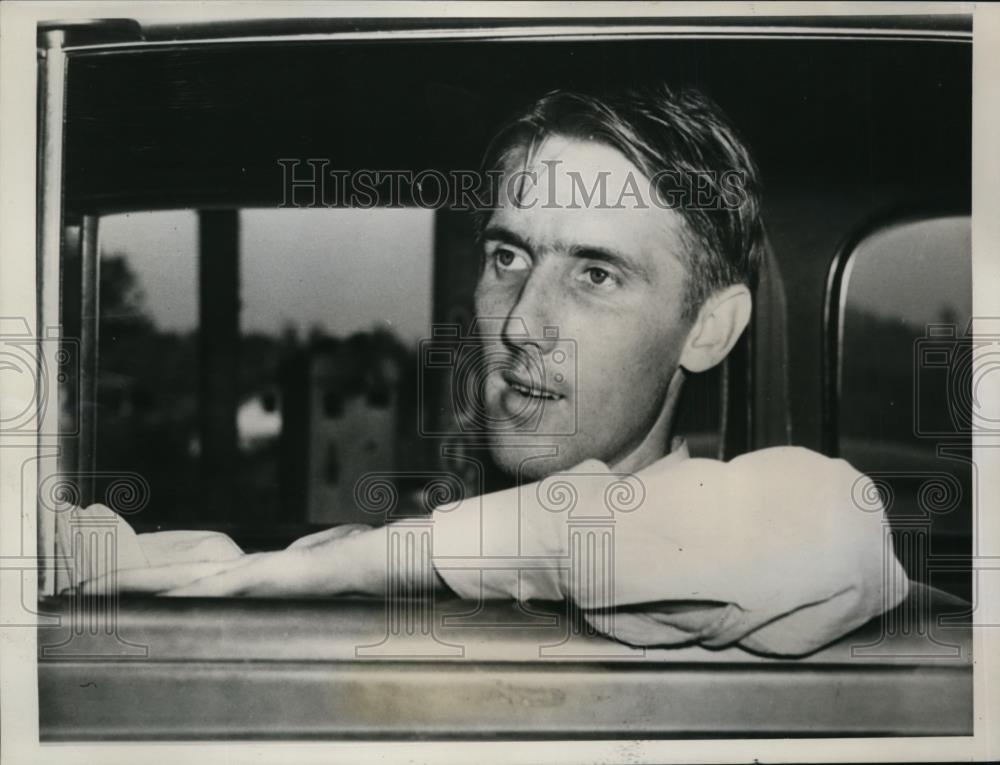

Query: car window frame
<box><xmin>821</xmin><ymin>204</ymin><xmax>972</xmax><ymax>458</ymax></box>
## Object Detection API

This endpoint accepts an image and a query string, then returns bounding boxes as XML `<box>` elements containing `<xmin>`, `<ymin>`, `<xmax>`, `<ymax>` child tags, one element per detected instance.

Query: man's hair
<box><xmin>475</xmin><ymin>85</ymin><xmax>766</xmax><ymax>319</ymax></box>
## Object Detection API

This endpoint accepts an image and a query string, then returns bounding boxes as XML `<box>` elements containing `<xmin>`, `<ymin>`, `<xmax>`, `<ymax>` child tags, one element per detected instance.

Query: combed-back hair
<box><xmin>475</xmin><ymin>85</ymin><xmax>766</xmax><ymax>318</ymax></box>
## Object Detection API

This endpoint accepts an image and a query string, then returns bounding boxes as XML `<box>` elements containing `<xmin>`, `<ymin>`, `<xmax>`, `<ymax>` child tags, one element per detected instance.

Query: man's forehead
<box><xmin>489</xmin><ymin>135</ymin><xmax>687</xmax><ymax>260</ymax></box>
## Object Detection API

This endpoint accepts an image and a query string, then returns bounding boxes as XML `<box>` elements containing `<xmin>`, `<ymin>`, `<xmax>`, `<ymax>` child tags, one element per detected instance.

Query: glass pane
<box><xmin>240</xmin><ymin>209</ymin><xmax>433</xmax><ymax>344</ymax></box>
<box><xmin>239</xmin><ymin>208</ymin><xmax>434</xmax><ymax>528</ymax></box>
<box><xmin>96</xmin><ymin>210</ymin><xmax>200</xmax><ymax>526</ymax></box>
<box><xmin>838</xmin><ymin>215</ymin><xmax>971</xmax><ymax>599</ymax></box>
<box><xmin>95</xmin><ymin>208</ymin><xmax>435</xmax><ymax>543</ymax></box>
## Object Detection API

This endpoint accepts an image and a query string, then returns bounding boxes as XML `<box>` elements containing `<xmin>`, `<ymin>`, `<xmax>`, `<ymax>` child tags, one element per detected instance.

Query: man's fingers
<box><xmin>166</xmin><ymin>549</ymin><xmax>324</xmax><ymax>597</ymax></box>
<box><xmin>163</xmin><ymin>568</ymin><xmax>256</xmax><ymax>597</ymax></box>
<box><xmin>79</xmin><ymin>562</ymin><xmax>227</xmax><ymax>595</ymax></box>
<box><xmin>79</xmin><ymin>555</ymin><xmax>262</xmax><ymax>595</ymax></box>
<box><xmin>164</xmin><ymin>552</ymin><xmax>287</xmax><ymax>596</ymax></box>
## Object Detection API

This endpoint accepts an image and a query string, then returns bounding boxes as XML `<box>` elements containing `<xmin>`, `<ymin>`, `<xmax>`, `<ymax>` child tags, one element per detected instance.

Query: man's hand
<box><xmin>162</xmin><ymin>549</ymin><xmax>317</xmax><ymax>596</ymax></box>
<box><xmin>77</xmin><ymin>553</ymin><xmax>265</xmax><ymax>596</ymax></box>
<box><xmin>77</xmin><ymin>525</ymin><xmax>393</xmax><ymax>598</ymax></box>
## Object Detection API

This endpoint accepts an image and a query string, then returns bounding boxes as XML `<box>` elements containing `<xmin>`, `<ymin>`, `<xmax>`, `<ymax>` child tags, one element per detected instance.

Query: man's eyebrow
<box><xmin>482</xmin><ymin>225</ymin><xmax>533</xmax><ymax>254</ymax></box>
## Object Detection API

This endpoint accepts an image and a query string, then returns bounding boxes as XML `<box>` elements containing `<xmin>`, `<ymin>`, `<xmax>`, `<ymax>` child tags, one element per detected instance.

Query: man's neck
<box><xmin>607</xmin><ymin>368</ymin><xmax>686</xmax><ymax>474</ymax></box>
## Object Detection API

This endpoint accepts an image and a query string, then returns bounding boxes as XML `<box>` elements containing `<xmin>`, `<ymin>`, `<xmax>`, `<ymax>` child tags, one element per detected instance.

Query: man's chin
<box><xmin>486</xmin><ymin>433</ymin><xmax>585</xmax><ymax>483</ymax></box>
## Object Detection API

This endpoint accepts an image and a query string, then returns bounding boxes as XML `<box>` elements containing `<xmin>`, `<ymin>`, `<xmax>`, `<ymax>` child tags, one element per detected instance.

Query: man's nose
<box><xmin>502</xmin><ymin>267</ymin><xmax>560</xmax><ymax>354</ymax></box>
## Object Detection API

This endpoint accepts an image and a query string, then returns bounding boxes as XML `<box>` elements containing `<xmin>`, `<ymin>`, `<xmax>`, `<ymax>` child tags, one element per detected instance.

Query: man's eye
<box><xmin>494</xmin><ymin>248</ymin><xmax>529</xmax><ymax>272</ymax></box>
<box><xmin>580</xmin><ymin>266</ymin><xmax>616</xmax><ymax>289</ymax></box>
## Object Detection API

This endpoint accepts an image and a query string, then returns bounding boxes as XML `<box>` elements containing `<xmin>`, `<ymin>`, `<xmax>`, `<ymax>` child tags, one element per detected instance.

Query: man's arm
<box><xmin>82</xmin><ymin>446</ymin><xmax>906</xmax><ymax>657</ymax></box>
<box><xmin>428</xmin><ymin>446</ymin><xmax>909</xmax><ymax>655</ymax></box>
<box><xmin>83</xmin><ymin>523</ymin><xmax>447</xmax><ymax>598</ymax></box>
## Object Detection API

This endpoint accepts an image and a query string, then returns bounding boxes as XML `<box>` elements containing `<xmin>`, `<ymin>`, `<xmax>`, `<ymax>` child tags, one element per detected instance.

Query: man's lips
<box><xmin>500</xmin><ymin>369</ymin><xmax>565</xmax><ymax>401</ymax></box>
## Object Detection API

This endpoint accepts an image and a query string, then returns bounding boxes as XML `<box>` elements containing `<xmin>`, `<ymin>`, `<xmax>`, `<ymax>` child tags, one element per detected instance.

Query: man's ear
<box><xmin>678</xmin><ymin>284</ymin><xmax>752</xmax><ymax>374</ymax></box>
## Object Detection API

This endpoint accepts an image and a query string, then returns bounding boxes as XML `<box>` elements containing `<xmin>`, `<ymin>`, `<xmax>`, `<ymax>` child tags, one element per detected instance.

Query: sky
<box><xmin>843</xmin><ymin>216</ymin><xmax>971</xmax><ymax>327</ymax></box>
<box><xmin>99</xmin><ymin>208</ymin><xmax>435</xmax><ymax>344</ymax></box>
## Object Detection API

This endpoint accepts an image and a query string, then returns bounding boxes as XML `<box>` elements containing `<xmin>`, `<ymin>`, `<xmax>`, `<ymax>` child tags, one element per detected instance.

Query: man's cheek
<box><xmin>574</xmin><ymin>351</ymin><xmax>627</xmax><ymax>411</ymax></box>
<box><xmin>578</xmin><ymin>338</ymin><xmax>664</xmax><ymax>407</ymax></box>
<box><xmin>573</xmin><ymin>330</ymin><xmax>634</xmax><ymax>386</ymax></box>
<box><xmin>474</xmin><ymin>277</ymin><xmax>519</xmax><ymax>319</ymax></box>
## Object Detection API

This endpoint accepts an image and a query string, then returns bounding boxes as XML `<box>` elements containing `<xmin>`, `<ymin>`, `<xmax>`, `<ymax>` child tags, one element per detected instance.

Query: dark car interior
<box><xmin>37</xmin><ymin>15</ymin><xmax>973</xmax><ymax>739</ymax></box>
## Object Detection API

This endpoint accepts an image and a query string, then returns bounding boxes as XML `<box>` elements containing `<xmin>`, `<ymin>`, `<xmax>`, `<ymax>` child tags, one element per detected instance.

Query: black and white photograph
<box><xmin>1</xmin><ymin>2</ymin><xmax>998</xmax><ymax>763</ymax></box>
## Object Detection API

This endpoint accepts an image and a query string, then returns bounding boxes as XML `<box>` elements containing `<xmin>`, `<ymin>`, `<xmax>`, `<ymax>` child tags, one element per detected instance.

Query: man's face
<box><xmin>474</xmin><ymin>135</ymin><xmax>695</xmax><ymax>479</ymax></box>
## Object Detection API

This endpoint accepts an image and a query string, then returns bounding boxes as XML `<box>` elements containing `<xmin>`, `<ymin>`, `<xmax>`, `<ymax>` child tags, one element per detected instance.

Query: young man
<box><xmin>82</xmin><ymin>86</ymin><xmax>908</xmax><ymax>656</ymax></box>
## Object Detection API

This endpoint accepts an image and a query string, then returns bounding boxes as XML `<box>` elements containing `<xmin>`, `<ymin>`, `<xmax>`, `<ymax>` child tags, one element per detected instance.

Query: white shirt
<box><xmin>430</xmin><ymin>444</ymin><xmax>909</xmax><ymax>656</ymax></box>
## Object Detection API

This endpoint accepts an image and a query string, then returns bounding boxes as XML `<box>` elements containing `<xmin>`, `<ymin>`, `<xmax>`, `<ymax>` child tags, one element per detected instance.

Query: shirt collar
<box><xmin>667</xmin><ymin>437</ymin><xmax>691</xmax><ymax>463</ymax></box>
<box><xmin>635</xmin><ymin>436</ymin><xmax>690</xmax><ymax>477</ymax></box>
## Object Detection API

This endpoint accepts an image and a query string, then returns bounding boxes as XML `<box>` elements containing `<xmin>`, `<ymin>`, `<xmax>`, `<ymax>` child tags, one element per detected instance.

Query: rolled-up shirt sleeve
<box><xmin>430</xmin><ymin>446</ymin><xmax>909</xmax><ymax>656</ymax></box>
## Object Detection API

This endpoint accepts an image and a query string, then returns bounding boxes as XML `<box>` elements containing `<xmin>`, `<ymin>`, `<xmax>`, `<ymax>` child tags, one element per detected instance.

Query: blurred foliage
<box><xmin>94</xmin><ymin>252</ymin><xmax>420</xmax><ymax>535</ymax></box>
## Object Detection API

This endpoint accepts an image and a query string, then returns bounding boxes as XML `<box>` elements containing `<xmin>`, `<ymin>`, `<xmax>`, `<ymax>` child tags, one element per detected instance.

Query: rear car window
<box><xmin>833</xmin><ymin>214</ymin><xmax>972</xmax><ymax>600</ymax></box>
